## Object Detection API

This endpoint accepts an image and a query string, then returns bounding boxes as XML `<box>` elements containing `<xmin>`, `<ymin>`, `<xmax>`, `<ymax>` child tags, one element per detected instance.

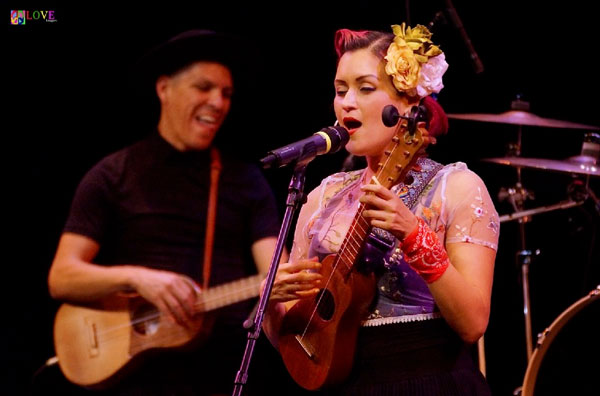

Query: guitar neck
<box><xmin>335</xmin><ymin>203</ymin><xmax>370</xmax><ymax>276</ymax></box>
<box><xmin>195</xmin><ymin>274</ymin><xmax>263</xmax><ymax>312</ymax></box>
<box><xmin>335</xmin><ymin>128</ymin><xmax>424</xmax><ymax>277</ymax></box>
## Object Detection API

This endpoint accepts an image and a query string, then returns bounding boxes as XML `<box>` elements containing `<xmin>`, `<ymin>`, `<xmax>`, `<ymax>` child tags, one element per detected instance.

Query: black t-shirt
<box><xmin>65</xmin><ymin>132</ymin><xmax>279</xmax><ymax>286</ymax></box>
<box><xmin>61</xmin><ymin>133</ymin><xmax>280</xmax><ymax>394</ymax></box>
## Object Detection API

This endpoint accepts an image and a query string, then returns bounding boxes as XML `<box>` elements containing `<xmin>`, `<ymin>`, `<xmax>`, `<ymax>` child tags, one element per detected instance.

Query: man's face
<box><xmin>156</xmin><ymin>61</ymin><xmax>233</xmax><ymax>151</ymax></box>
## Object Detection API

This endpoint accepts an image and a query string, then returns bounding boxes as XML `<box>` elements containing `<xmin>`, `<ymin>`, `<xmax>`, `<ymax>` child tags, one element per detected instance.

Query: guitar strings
<box><xmin>88</xmin><ymin>281</ymin><xmax>263</xmax><ymax>340</ymax></box>
<box><xmin>297</xmin><ymin>205</ymin><xmax>368</xmax><ymax>340</ymax></box>
<box><xmin>296</xmin><ymin>132</ymin><xmax>405</xmax><ymax>342</ymax></box>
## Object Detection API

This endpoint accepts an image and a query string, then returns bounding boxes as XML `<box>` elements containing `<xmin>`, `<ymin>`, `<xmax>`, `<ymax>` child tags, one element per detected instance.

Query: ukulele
<box><xmin>278</xmin><ymin>105</ymin><xmax>429</xmax><ymax>390</ymax></box>
<box><xmin>53</xmin><ymin>274</ymin><xmax>262</xmax><ymax>389</ymax></box>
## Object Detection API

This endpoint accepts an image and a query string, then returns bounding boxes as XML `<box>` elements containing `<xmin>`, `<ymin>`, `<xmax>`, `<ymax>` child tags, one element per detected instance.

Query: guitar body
<box><xmin>279</xmin><ymin>253</ymin><xmax>376</xmax><ymax>390</ymax></box>
<box><xmin>278</xmin><ymin>112</ymin><xmax>428</xmax><ymax>390</ymax></box>
<box><xmin>53</xmin><ymin>274</ymin><xmax>261</xmax><ymax>388</ymax></box>
<box><xmin>54</xmin><ymin>294</ymin><xmax>211</xmax><ymax>389</ymax></box>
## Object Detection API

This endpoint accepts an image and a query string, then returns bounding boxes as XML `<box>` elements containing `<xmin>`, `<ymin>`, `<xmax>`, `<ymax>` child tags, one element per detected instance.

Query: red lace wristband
<box><xmin>401</xmin><ymin>217</ymin><xmax>450</xmax><ymax>283</ymax></box>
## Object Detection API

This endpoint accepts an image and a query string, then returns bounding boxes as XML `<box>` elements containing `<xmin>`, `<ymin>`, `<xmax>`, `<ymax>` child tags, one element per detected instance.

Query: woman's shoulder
<box><xmin>437</xmin><ymin>162</ymin><xmax>488</xmax><ymax>188</ymax></box>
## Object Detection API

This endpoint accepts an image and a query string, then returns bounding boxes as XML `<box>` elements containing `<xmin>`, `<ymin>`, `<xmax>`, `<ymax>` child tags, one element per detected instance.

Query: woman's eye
<box><xmin>335</xmin><ymin>89</ymin><xmax>347</xmax><ymax>96</ymax></box>
<box><xmin>360</xmin><ymin>86</ymin><xmax>375</xmax><ymax>93</ymax></box>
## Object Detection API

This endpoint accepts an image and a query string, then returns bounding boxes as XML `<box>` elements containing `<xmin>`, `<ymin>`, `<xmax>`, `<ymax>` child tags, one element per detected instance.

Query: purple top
<box><xmin>290</xmin><ymin>158</ymin><xmax>500</xmax><ymax>326</ymax></box>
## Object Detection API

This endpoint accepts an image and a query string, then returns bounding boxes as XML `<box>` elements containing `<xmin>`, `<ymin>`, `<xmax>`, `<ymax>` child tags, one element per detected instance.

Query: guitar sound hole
<box><xmin>315</xmin><ymin>288</ymin><xmax>335</xmax><ymax>321</ymax></box>
<box><xmin>131</xmin><ymin>303</ymin><xmax>160</xmax><ymax>335</ymax></box>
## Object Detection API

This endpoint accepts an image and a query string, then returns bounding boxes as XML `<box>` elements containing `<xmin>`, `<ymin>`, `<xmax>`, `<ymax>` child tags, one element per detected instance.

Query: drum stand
<box><xmin>499</xmin><ymin>125</ymin><xmax>550</xmax><ymax>396</ymax></box>
<box><xmin>498</xmin><ymin>177</ymin><xmax>537</xmax><ymax>362</ymax></box>
<box><xmin>500</xmin><ymin>182</ymin><xmax>586</xmax><ymax>396</ymax></box>
<box><xmin>449</xmin><ymin>99</ymin><xmax>599</xmax><ymax>395</ymax></box>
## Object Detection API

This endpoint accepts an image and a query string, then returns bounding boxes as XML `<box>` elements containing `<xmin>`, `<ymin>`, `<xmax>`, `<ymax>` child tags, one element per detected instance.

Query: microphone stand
<box><xmin>232</xmin><ymin>157</ymin><xmax>313</xmax><ymax>396</ymax></box>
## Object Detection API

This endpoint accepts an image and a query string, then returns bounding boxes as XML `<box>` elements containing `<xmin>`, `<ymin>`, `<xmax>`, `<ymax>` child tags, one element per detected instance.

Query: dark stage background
<box><xmin>5</xmin><ymin>1</ymin><xmax>600</xmax><ymax>395</ymax></box>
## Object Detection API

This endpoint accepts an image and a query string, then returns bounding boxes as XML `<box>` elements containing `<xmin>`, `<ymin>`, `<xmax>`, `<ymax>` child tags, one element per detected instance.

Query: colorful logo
<box><xmin>10</xmin><ymin>10</ymin><xmax>56</xmax><ymax>25</ymax></box>
<box><xmin>10</xmin><ymin>10</ymin><xmax>26</xmax><ymax>25</ymax></box>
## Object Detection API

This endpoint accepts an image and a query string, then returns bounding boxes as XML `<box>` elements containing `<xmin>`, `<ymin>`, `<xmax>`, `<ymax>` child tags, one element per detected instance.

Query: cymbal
<box><xmin>483</xmin><ymin>156</ymin><xmax>600</xmax><ymax>177</ymax></box>
<box><xmin>448</xmin><ymin>110</ymin><xmax>599</xmax><ymax>130</ymax></box>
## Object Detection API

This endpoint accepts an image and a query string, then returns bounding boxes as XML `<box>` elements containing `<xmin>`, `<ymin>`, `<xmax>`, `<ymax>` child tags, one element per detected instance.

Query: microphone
<box><xmin>260</xmin><ymin>125</ymin><xmax>349</xmax><ymax>169</ymax></box>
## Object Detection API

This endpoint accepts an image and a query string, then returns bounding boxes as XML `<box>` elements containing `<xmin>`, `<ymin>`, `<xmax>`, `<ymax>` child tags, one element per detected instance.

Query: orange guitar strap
<box><xmin>202</xmin><ymin>147</ymin><xmax>221</xmax><ymax>290</ymax></box>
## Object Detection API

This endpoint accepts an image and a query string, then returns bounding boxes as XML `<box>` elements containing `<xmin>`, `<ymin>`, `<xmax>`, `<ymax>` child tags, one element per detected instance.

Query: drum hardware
<box><xmin>450</xmin><ymin>99</ymin><xmax>600</xmax><ymax>182</ymax></box>
<box><xmin>567</xmin><ymin>178</ymin><xmax>600</xmax><ymax>216</ymax></box>
<box><xmin>498</xmin><ymin>200</ymin><xmax>584</xmax><ymax>224</ymax></box>
<box><xmin>447</xmin><ymin>99</ymin><xmax>600</xmax><ymax>130</ymax></box>
<box><xmin>498</xmin><ymin>182</ymin><xmax>535</xmax><ymax>224</ymax></box>
<box><xmin>506</xmin><ymin>142</ymin><xmax>522</xmax><ymax>157</ymax></box>
<box><xmin>513</xmin><ymin>286</ymin><xmax>600</xmax><ymax>396</ymax></box>
<box><xmin>517</xmin><ymin>249</ymin><xmax>539</xmax><ymax>363</ymax></box>
<box><xmin>482</xmin><ymin>157</ymin><xmax>600</xmax><ymax>177</ymax></box>
<box><xmin>452</xmin><ymin>99</ymin><xmax>599</xmax><ymax>395</ymax></box>
<box><xmin>520</xmin><ymin>286</ymin><xmax>600</xmax><ymax>396</ymax></box>
<box><xmin>493</xmin><ymin>132</ymin><xmax>538</xmax><ymax>364</ymax></box>
<box><xmin>483</xmin><ymin>130</ymin><xmax>600</xmax><ymax>181</ymax></box>
<box><xmin>496</xmin><ymin>178</ymin><xmax>593</xmax><ymax>365</ymax></box>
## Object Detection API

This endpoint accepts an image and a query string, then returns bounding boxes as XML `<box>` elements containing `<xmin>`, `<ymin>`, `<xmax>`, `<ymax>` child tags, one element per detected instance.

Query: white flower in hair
<box><xmin>385</xmin><ymin>23</ymin><xmax>448</xmax><ymax>98</ymax></box>
<box><xmin>416</xmin><ymin>53</ymin><xmax>449</xmax><ymax>97</ymax></box>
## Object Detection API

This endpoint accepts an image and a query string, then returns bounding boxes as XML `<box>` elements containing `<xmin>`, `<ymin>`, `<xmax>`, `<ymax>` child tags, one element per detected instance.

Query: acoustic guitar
<box><xmin>53</xmin><ymin>274</ymin><xmax>263</xmax><ymax>389</ymax></box>
<box><xmin>278</xmin><ymin>106</ymin><xmax>428</xmax><ymax>390</ymax></box>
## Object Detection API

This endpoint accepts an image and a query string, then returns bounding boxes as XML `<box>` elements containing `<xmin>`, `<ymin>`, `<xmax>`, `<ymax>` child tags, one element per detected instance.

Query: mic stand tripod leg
<box><xmin>232</xmin><ymin>162</ymin><xmax>309</xmax><ymax>396</ymax></box>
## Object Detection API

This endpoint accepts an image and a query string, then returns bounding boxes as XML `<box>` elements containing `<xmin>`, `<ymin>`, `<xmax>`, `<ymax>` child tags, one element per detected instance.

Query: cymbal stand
<box><xmin>501</xmin><ymin>96</ymin><xmax>543</xmax><ymax>364</ymax></box>
<box><xmin>498</xmin><ymin>181</ymin><xmax>537</xmax><ymax>362</ymax></box>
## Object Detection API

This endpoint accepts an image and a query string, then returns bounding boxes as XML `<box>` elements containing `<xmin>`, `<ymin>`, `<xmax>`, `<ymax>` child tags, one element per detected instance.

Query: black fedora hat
<box><xmin>138</xmin><ymin>29</ymin><xmax>254</xmax><ymax>84</ymax></box>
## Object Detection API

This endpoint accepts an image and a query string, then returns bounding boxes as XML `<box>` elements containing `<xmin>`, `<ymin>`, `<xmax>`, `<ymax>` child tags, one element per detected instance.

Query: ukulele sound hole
<box><xmin>315</xmin><ymin>288</ymin><xmax>335</xmax><ymax>321</ymax></box>
<box><xmin>131</xmin><ymin>303</ymin><xmax>160</xmax><ymax>335</ymax></box>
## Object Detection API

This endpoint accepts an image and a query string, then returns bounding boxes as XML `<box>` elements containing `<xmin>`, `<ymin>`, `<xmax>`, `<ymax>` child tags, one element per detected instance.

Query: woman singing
<box><xmin>263</xmin><ymin>23</ymin><xmax>499</xmax><ymax>395</ymax></box>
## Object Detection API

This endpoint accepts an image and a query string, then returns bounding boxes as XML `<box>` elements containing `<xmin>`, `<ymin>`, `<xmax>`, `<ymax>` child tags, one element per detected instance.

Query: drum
<box><xmin>521</xmin><ymin>286</ymin><xmax>600</xmax><ymax>396</ymax></box>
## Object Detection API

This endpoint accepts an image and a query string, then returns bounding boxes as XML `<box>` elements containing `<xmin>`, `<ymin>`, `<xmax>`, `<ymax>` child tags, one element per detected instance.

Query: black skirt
<box><xmin>324</xmin><ymin>318</ymin><xmax>491</xmax><ymax>396</ymax></box>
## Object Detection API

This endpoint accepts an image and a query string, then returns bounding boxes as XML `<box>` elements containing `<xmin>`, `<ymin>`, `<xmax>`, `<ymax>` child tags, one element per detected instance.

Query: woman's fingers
<box><xmin>279</xmin><ymin>259</ymin><xmax>321</xmax><ymax>274</ymax></box>
<box><xmin>279</xmin><ymin>270</ymin><xmax>322</xmax><ymax>284</ymax></box>
<box><xmin>269</xmin><ymin>258</ymin><xmax>323</xmax><ymax>302</ymax></box>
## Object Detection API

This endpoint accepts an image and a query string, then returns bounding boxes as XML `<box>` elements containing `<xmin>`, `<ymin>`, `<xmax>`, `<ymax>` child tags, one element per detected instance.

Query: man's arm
<box><xmin>250</xmin><ymin>236</ymin><xmax>288</xmax><ymax>275</ymax></box>
<box><xmin>48</xmin><ymin>232</ymin><xmax>200</xmax><ymax>327</ymax></box>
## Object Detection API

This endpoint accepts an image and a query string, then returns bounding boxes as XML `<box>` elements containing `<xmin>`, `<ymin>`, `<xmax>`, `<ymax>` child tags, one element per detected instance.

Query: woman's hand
<box><xmin>264</xmin><ymin>258</ymin><xmax>322</xmax><ymax>303</ymax></box>
<box><xmin>360</xmin><ymin>183</ymin><xmax>418</xmax><ymax>240</ymax></box>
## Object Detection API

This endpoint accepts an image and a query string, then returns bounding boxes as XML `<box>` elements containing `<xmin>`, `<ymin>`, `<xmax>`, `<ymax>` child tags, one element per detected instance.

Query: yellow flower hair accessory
<box><xmin>385</xmin><ymin>23</ymin><xmax>448</xmax><ymax>97</ymax></box>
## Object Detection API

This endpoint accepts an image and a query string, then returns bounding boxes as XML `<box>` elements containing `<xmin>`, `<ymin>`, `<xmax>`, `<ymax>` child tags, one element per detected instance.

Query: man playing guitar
<box><xmin>48</xmin><ymin>30</ymin><xmax>282</xmax><ymax>395</ymax></box>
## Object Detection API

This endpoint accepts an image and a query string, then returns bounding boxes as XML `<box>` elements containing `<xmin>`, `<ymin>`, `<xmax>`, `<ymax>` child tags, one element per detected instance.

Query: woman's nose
<box><xmin>342</xmin><ymin>89</ymin><xmax>357</xmax><ymax>111</ymax></box>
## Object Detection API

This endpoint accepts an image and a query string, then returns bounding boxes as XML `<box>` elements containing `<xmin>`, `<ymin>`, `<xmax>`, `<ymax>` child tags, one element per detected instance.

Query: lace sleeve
<box><xmin>443</xmin><ymin>169</ymin><xmax>500</xmax><ymax>251</ymax></box>
<box><xmin>289</xmin><ymin>171</ymin><xmax>363</xmax><ymax>262</ymax></box>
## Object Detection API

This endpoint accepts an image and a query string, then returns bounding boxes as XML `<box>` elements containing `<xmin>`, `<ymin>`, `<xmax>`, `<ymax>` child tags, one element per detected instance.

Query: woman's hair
<box><xmin>334</xmin><ymin>28</ymin><xmax>448</xmax><ymax>137</ymax></box>
<box><xmin>334</xmin><ymin>29</ymin><xmax>393</xmax><ymax>61</ymax></box>
<box><xmin>422</xmin><ymin>96</ymin><xmax>448</xmax><ymax>137</ymax></box>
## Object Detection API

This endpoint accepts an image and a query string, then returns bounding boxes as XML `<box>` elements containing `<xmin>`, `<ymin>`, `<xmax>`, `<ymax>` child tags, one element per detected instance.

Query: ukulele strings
<box><xmin>297</xmin><ymin>137</ymin><xmax>401</xmax><ymax>340</ymax></box>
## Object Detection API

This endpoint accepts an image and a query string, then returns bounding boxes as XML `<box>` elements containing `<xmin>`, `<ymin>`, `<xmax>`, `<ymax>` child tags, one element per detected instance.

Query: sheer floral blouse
<box><xmin>289</xmin><ymin>158</ymin><xmax>500</xmax><ymax>327</ymax></box>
